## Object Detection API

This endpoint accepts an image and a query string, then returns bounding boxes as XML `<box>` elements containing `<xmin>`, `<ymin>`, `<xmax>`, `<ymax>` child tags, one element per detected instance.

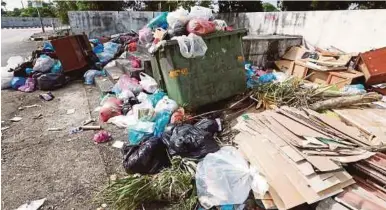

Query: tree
<box><xmin>263</xmin><ymin>2</ymin><xmax>279</xmax><ymax>12</ymax></box>
<box><xmin>218</xmin><ymin>1</ymin><xmax>263</xmax><ymax>12</ymax></box>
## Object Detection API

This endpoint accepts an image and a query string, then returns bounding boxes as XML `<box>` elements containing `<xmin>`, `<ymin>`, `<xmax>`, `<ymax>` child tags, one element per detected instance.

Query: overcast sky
<box><xmin>3</xmin><ymin>0</ymin><xmax>278</xmax><ymax>11</ymax></box>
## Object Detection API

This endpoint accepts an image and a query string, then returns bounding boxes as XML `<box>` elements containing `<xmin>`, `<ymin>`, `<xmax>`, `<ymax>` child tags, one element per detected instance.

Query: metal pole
<box><xmin>36</xmin><ymin>7</ymin><xmax>45</xmax><ymax>33</ymax></box>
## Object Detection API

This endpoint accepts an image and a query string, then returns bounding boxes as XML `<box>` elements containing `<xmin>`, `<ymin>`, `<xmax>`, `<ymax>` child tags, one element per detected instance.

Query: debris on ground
<box><xmin>66</xmin><ymin>109</ymin><xmax>76</xmax><ymax>115</ymax></box>
<box><xmin>93</xmin><ymin>130</ymin><xmax>112</xmax><ymax>143</ymax></box>
<box><xmin>47</xmin><ymin>128</ymin><xmax>62</xmax><ymax>131</ymax></box>
<box><xmin>18</xmin><ymin>104</ymin><xmax>40</xmax><ymax>110</ymax></box>
<box><xmin>39</xmin><ymin>92</ymin><xmax>54</xmax><ymax>101</ymax></box>
<box><xmin>16</xmin><ymin>198</ymin><xmax>46</xmax><ymax>210</ymax></box>
<box><xmin>10</xmin><ymin>117</ymin><xmax>22</xmax><ymax>122</ymax></box>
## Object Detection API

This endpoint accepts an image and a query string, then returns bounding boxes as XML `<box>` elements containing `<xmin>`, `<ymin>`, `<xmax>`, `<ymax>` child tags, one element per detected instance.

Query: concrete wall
<box><xmin>218</xmin><ymin>9</ymin><xmax>386</xmax><ymax>53</ymax></box>
<box><xmin>1</xmin><ymin>17</ymin><xmax>61</xmax><ymax>28</ymax></box>
<box><xmin>69</xmin><ymin>9</ymin><xmax>386</xmax><ymax>53</ymax></box>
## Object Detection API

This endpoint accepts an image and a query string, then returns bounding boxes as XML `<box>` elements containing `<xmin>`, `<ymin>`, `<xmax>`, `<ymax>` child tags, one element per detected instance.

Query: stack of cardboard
<box><xmin>233</xmin><ymin>106</ymin><xmax>383</xmax><ymax>209</ymax></box>
<box><xmin>275</xmin><ymin>46</ymin><xmax>364</xmax><ymax>88</ymax></box>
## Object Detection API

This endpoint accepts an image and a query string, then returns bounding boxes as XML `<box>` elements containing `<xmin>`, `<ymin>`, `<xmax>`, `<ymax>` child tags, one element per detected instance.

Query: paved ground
<box><xmin>1</xmin><ymin>29</ymin><xmax>126</xmax><ymax>209</ymax></box>
<box><xmin>1</xmin><ymin>28</ymin><xmax>53</xmax><ymax>65</ymax></box>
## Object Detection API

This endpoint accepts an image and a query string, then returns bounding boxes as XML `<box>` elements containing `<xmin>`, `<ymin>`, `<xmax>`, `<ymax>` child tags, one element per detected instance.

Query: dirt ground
<box><xmin>1</xmin><ymin>81</ymin><xmax>127</xmax><ymax>209</ymax></box>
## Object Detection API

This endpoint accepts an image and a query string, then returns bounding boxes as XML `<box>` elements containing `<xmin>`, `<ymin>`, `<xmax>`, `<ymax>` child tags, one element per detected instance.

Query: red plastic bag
<box><xmin>187</xmin><ymin>19</ymin><xmax>216</xmax><ymax>36</ymax></box>
<box><xmin>99</xmin><ymin>97</ymin><xmax>123</xmax><ymax>122</ymax></box>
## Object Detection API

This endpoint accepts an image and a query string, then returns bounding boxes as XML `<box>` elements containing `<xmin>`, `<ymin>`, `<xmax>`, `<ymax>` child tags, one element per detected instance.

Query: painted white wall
<box><xmin>241</xmin><ymin>10</ymin><xmax>386</xmax><ymax>53</ymax></box>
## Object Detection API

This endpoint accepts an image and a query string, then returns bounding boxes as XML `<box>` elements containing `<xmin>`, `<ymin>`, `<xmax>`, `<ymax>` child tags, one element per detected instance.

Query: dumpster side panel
<box><xmin>156</xmin><ymin>31</ymin><xmax>246</xmax><ymax>108</ymax></box>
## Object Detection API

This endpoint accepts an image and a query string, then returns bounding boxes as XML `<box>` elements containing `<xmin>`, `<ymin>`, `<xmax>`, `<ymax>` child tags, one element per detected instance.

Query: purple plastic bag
<box><xmin>18</xmin><ymin>77</ymin><xmax>36</xmax><ymax>92</ymax></box>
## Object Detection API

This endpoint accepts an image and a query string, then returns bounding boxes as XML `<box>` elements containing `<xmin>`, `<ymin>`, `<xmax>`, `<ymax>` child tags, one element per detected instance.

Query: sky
<box><xmin>3</xmin><ymin>0</ymin><xmax>278</xmax><ymax>11</ymax></box>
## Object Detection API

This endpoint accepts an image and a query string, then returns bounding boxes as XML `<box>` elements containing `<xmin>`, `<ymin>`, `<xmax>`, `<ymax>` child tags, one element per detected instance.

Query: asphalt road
<box><xmin>1</xmin><ymin>28</ymin><xmax>50</xmax><ymax>66</ymax></box>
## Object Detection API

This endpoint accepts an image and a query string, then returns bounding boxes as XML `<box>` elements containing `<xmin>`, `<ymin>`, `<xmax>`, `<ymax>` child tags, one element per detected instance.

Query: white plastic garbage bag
<box><xmin>189</xmin><ymin>6</ymin><xmax>213</xmax><ymax>20</ymax></box>
<box><xmin>167</xmin><ymin>7</ymin><xmax>190</xmax><ymax>27</ymax></box>
<box><xmin>107</xmin><ymin>115</ymin><xmax>138</xmax><ymax>128</ymax></box>
<box><xmin>196</xmin><ymin>146</ymin><xmax>268</xmax><ymax>209</ymax></box>
<box><xmin>1</xmin><ymin>56</ymin><xmax>24</xmax><ymax>89</ymax></box>
<box><xmin>139</xmin><ymin>72</ymin><xmax>158</xmax><ymax>93</ymax></box>
<box><xmin>173</xmin><ymin>33</ymin><xmax>208</xmax><ymax>58</ymax></box>
<box><xmin>154</xmin><ymin>96</ymin><xmax>178</xmax><ymax>113</ymax></box>
<box><xmin>137</xmin><ymin>92</ymin><xmax>149</xmax><ymax>103</ymax></box>
<box><xmin>132</xmin><ymin>99</ymin><xmax>155</xmax><ymax>121</ymax></box>
<box><xmin>118</xmin><ymin>89</ymin><xmax>135</xmax><ymax>101</ymax></box>
<box><xmin>33</xmin><ymin>56</ymin><xmax>55</xmax><ymax>73</ymax></box>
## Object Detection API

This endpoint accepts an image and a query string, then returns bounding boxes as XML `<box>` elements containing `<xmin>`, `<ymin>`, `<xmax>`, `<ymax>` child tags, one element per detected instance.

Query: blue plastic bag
<box><xmin>258</xmin><ymin>73</ymin><xmax>276</xmax><ymax>83</ymax></box>
<box><xmin>153</xmin><ymin>111</ymin><xmax>171</xmax><ymax>137</ymax></box>
<box><xmin>43</xmin><ymin>41</ymin><xmax>54</xmax><ymax>51</ymax></box>
<box><xmin>148</xmin><ymin>90</ymin><xmax>166</xmax><ymax>107</ymax></box>
<box><xmin>51</xmin><ymin>60</ymin><xmax>62</xmax><ymax>73</ymax></box>
<box><xmin>11</xmin><ymin>77</ymin><xmax>26</xmax><ymax>89</ymax></box>
<box><xmin>25</xmin><ymin>68</ymin><xmax>33</xmax><ymax>75</ymax></box>
<box><xmin>244</xmin><ymin>62</ymin><xmax>259</xmax><ymax>88</ymax></box>
<box><xmin>84</xmin><ymin>69</ymin><xmax>105</xmax><ymax>85</ymax></box>
<box><xmin>128</xmin><ymin>121</ymin><xmax>155</xmax><ymax>145</ymax></box>
<box><xmin>97</xmin><ymin>42</ymin><xmax>122</xmax><ymax>63</ymax></box>
<box><xmin>147</xmin><ymin>12</ymin><xmax>168</xmax><ymax>29</ymax></box>
<box><xmin>93</xmin><ymin>44</ymin><xmax>104</xmax><ymax>54</ymax></box>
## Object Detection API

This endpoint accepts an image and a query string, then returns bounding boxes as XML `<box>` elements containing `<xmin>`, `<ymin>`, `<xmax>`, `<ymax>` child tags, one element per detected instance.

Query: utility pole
<box><xmin>36</xmin><ymin>6</ymin><xmax>45</xmax><ymax>32</ymax></box>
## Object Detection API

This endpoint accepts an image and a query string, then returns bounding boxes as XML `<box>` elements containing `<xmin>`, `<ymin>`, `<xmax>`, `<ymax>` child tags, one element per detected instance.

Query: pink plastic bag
<box><xmin>139</xmin><ymin>27</ymin><xmax>153</xmax><ymax>44</ymax></box>
<box><xmin>93</xmin><ymin>130</ymin><xmax>112</xmax><ymax>143</ymax></box>
<box><xmin>99</xmin><ymin>97</ymin><xmax>123</xmax><ymax>122</ymax></box>
<box><xmin>18</xmin><ymin>77</ymin><xmax>36</xmax><ymax>92</ymax></box>
<box><xmin>187</xmin><ymin>19</ymin><xmax>216</xmax><ymax>36</ymax></box>
<box><xmin>117</xmin><ymin>75</ymin><xmax>143</xmax><ymax>94</ymax></box>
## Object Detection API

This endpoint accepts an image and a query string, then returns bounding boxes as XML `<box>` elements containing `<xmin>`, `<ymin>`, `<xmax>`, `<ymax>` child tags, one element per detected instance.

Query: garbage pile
<box><xmin>1</xmin><ymin>42</ymin><xmax>67</xmax><ymax>92</ymax></box>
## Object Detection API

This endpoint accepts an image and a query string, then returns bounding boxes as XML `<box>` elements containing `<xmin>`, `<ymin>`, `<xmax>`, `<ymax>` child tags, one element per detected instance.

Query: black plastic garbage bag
<box><xmin>122</xmin><ymin>136</ymin><xmax>170</xmax><ymax>174</ymax></box>
<box><xmin>161</xmin><ymin>119</ymin><xmax>220</xmax><ymax>159</ymax></box>
<box><xmin>194</xmin><ymin>118</ymin><xmax>219</xmax><ymax>134</ymax></box>
<box><xmin>36</xmin><ymin>73</ymin><xmax>67</xmax><ymax>90</ymax></box>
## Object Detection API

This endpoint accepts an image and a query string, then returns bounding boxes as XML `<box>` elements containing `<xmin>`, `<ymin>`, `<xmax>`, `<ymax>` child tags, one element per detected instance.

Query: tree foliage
<box><xmin>2</xmin><ymin>2</ymin><xmax>56</xmax><ymax>17</ymax></box>
<box><xmin>263</xmin><ymin>2</ymin><xmax>279</xmax><ymax>12</ymax></box>
<box><xmin>218</xmin><ymin>1</ymin><xmax>263</xmax><ymax>12</ymax></box>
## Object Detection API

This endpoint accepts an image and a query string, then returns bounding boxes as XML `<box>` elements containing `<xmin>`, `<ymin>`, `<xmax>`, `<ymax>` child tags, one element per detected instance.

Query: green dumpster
<box><xmin>151</xmin><ymin>28</ymin><xmax>248</xmax><ymax>108</ymax></box>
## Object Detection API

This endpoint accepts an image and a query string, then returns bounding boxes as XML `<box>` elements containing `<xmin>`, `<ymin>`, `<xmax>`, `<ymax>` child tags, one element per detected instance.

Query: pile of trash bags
<box><xmin>136</xmin><ymin>6</ymin><xmax>232</xmax><ymax>58</ymax></box>
<box><xmin>2</xmin><ymin>42</ymin><xmax>67</xmax><ymax>92</ymax></box>
<box><xmin>95</xmin><ymin>69</ymin><xmax>222</xmax><ymax>174</ymax></box>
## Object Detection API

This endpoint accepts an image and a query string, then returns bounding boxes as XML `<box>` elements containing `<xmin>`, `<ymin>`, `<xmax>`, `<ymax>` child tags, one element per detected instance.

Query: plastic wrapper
<box><xmin>154</xmin><ymin>111</ymin><xmax>172</xmax><ymax>137</ymax></box>
<box><xmin>196</xmin><ymin>146</ymin><xmax>268</xmax><ymax>209</ymax></box>
<box><xmin>84</xmin><ymin>70</ymin><xmax>105</xmax><ymax>85</ymax></box>
<box><xmin>187</xmin><ymin>19</ymin><xmax>216</xmax><ymax>36</ymax></box>
<box><xmin>128</xmin><ymin>121</ymin><xmax>155</xmax><ymax>145</ymax></box>
<box><xmin>139</xmin><ymin>72</ymin><xmax>158</xmax><ymax>94</ymax></box>
<box><xmin>11</xmin><ymin>77</ymin><xmax>26</xmax><ymax>89</ymax></box>
<box><xmin>122</xmin><ymin>136</ymin><xmax>170</xmax><ymax>174</ymax></box>
<box><xmin>167</xmin><ymin>7</ymin><xmax>190</xmax><ymax>27</ymax></box>
<box><xmin>258</xmin><ymin>73</ymin><xmax>276</xmax><ymax>83</ymax></box>
<box><xmin>154</xmin><ymin>96</ymin><xmax>178</xmax><ymax>113</ymax></box>
<box><xmin>33</xmin><ymin>55</ymin><xmax>55</xmax><ymax>73</ymax></box>
<box><xmin>173</xmin><ymin>33</ymin><xmax>208</xmax><ymax>58</ymax></box>
<box><xmin>132</xmin><ymin>99</ymin><xmax>155</xmax><ymax>121</ymax></box>
<box><xmin>18</xmin><ymin>77</ymin><xmax>36</xmax><ymax>92</ymax></box>
<box><xmin>99</xmin><ymin>97</ymin><xmax>123</xmax><ymax>122</ymax></box>
<box><xmin>161</xmin><ymin>118</ymin><xmax>220</xmax><ymax>158</ymax></box>
<box><xmin>189</xmin><ymin>6</ymin><xmax>213</xmax><ymax>21</ymax></box>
